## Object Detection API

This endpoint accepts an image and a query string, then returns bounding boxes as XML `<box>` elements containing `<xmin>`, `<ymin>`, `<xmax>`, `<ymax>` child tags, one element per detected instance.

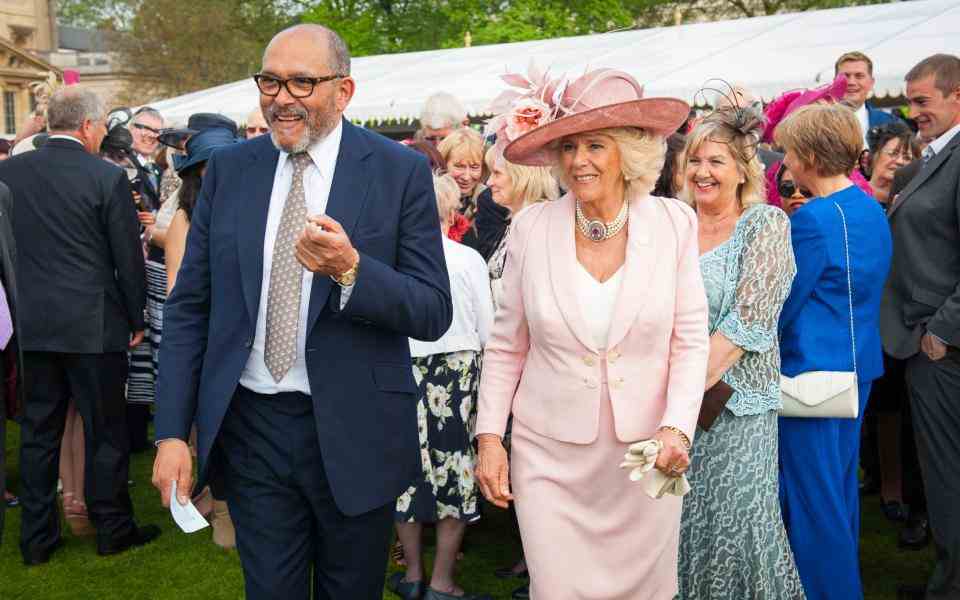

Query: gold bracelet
<box><xmin>658</xmin><ymin>425</ymin><xmax>691</xmax><ymax>450</ymax></box>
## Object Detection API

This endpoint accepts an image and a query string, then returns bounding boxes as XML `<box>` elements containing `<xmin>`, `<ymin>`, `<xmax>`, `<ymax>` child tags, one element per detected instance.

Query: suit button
<box><xmin>611</xmin><ymin>377</ymin><xmax>625</xmax><ymax>390</ymax></box>
<box><xmin>585</xmin><ymin>378</ymin><xmax>598</xmax><ymax>389</ymax></box>
<box><xmin>608</xmin><ymin>350</ymin><xmax>621</xmax><ymax>363</ymax></box>
<box><xmin>583</xmin><ymin>355</ymin><xmax>596</xmax><ymax>366</ymax></box>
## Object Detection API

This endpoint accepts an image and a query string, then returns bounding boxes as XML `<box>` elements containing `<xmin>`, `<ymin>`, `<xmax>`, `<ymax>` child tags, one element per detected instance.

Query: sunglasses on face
<box><xmin>778</xmin><ymin>180</ymin><xmax>813</xmax><ymax>199</ymax></box>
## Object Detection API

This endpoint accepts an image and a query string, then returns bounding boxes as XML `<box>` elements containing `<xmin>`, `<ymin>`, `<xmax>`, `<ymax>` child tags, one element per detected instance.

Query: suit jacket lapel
<box><xmin>306</xmin><ymin>119</ymin><xmax>373</xmax><ymax>334</ymax></box>
<box><xmin>889</xmin><ymin>133</ymin><xmax>960</xmax><ymax>218</ymax></box>
<box><xmin>548</xmin><ymin>195</ymin><xmax>597</xmax><ymax>352</ymax></box>
<box><xmin>237</xmin><ymin>137</ymin><xmax>280</xmax><ymax>329</ymax></box>
<box><xmin>606</xmin><ymin>193</ymin><xmax>654</xmax><ymax>351</ymax></box>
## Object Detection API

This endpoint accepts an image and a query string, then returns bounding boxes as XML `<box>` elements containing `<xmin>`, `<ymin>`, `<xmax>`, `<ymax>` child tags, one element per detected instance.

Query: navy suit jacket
<box><xmin>866</xmin><ymin>102</ymin><xmax>895</xmax><ymax>130</ymax></box>
<box><xmin>779</xmin><ymin>185</ymin><xmax>892</xmax><ymax>384</ymax></box>
<box><xmin>156</xmin><ymin>120</ymin><xmax>452</xmax><ymax>516</ymax></box>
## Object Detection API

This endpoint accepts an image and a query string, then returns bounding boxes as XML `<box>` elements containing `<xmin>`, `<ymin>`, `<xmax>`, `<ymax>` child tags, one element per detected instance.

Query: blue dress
<box><xmin>678</xmin><ymin>204</ymin><xmax>804</xmax><ymax>599</ymax></box>
<box><xmin>778</xmin><ymin>185</ymin><xmax>893</xmax><ymax>600</ymax></box>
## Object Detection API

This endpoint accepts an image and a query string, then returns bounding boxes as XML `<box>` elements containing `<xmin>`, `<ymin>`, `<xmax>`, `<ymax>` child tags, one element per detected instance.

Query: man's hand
<box><xmin>294</xmin><ymin>215</ymin><xmax>359</xmax><ymax>278</ymax></box>
<box><xmin>129</xmin><ymin>330</ymin><xmax>145</xmax><ymax>348</ymax></box>
<box><xmin>151</xmin><ymin>439</ymin><xmax>193</xmax><ymax>507</ymax></box>
<box><xmin>138</xmin><ymin>211</ymin><xmax>156</xmax><ymax>227</ymax></box>
<box><xmin>921</xmin><ymin>332</ymin><xmax>948</xmax><ymax>362</ymax></box>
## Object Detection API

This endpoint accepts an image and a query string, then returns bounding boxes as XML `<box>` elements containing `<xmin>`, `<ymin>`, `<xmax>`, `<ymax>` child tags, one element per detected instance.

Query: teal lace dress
<box><xmin>677</xmin><ymin>204</ymin><xmax>805</xmax><ymax>599</ymax></box>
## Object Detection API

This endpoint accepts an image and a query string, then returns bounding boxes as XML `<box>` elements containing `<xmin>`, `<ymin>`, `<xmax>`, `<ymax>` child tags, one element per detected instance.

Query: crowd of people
<box><xmin>0</xmin><ymin>21</ymin><xmax>958</xmax><ymax>600</ymax></box>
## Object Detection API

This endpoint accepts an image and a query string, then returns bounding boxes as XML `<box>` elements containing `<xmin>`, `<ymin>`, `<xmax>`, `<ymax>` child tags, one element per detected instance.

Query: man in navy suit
<box><xmin>835</xmin><ymin>51</ymin><xmax>895</xmax><ymax>146</ymax></box>
<box><xmin>152</xmin><ymin>25</ymin><xmax>452</xmax><ymax>599</ymax></box>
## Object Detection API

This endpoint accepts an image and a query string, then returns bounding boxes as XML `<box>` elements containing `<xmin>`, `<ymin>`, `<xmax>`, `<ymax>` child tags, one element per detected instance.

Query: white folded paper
<box><xmin>619</xmin><ymin>439</ymin><xmax>691</xmax><ymax>499</ymax></box>
<box><xmin>170</xmin><ymin>479</ymin><xmax>210</xmax><ymax>533</ymax></box>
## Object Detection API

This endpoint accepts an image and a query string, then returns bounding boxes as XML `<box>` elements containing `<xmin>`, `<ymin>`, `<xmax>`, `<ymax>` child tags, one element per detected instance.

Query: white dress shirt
<box><xmin>239</xmin><ymin>121</ymin><xmax>349</xmax><ymax>395</ymax></box>
<box><xmin>409</xmin><ymin>237</ymin><xmax>493</xmax><ymax>357</ymax></box>
<box><xmin>923</xmin><ymin>122</ymin><xmax>960</xmax><ymax>162</ymax></box>
<box><xmin>855</xmin><ymin>104</ymin><xmax>870</xmax><ymax>147</ymax></box>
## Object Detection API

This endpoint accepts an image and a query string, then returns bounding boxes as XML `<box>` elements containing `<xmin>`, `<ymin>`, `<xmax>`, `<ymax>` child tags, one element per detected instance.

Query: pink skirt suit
<box><xmin>476</xmin><ymin>193</ymin><xmax>710</xmax><ymax>600</ymax></box>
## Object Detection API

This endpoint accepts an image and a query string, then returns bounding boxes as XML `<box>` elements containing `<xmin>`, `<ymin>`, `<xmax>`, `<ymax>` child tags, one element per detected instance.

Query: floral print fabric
<box><xmin>395</xmin><ymin>350</ymin><xmax>481</xmax><ymax>524</ymax></box>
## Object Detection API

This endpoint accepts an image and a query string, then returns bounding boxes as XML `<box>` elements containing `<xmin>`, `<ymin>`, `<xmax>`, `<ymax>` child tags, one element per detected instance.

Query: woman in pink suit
<box><xmin>475</xmin><ymin>67</ymin><xmax>710</xmax><ymax>600</ymax></box>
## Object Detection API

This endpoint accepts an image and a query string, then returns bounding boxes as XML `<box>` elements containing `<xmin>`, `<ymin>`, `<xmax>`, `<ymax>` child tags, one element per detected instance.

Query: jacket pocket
<box><xmin>911</xmin><ymin>287</ymin><xmax>949</xmax><ymax>308</ymax></box>
<box><xmin>372</xmin><ymin>363</ymin><xmax>417</xmax><ymax>394</ymax></box>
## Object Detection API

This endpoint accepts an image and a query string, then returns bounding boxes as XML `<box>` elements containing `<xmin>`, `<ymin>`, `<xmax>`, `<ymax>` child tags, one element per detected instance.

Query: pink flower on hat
<box><xmin>505</xmin><ymin>97</ymin><xmax>552</xmax><ymax>141</ymax></box>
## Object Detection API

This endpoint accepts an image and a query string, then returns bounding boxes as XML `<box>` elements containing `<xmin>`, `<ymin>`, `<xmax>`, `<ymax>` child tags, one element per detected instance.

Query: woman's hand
<box><xmin>653</xmin><ymin>428</ymin><xmax>690</xmax><ymax>478</ymax></box>
<box><xmin>138</xmin><ymin>211</ymin><xmax>156</xmax><ymax>227</ymax></box>
<box><xmin>476</xmin><ymin>433</ymin><xmax>513</xmax><ymax>508</ymax></box>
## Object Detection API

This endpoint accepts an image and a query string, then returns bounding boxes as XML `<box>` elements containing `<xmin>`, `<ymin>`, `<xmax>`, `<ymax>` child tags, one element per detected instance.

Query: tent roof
<box><xmin>149</xmin><ymin>0</ymin><xmax>959</xmax><ymax>126</ymax></box>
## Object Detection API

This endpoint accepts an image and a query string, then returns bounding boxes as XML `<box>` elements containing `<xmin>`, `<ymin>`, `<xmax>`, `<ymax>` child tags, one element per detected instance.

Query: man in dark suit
<box><xmin>152</xmin><ymin>25</ymin><xmax>451</xmax><ymax>600</ymax></box>
<box><xmin>0</xmin><ymin>87</ymin><xmax>160</xmax><ymax>564</ymax></box>
<box><xmin>881</xmin><ymin>54</ymin><xmax>960</xmax><ymax>600</ymax></box>
<box><xmin>0</xmin><ymin>179</ymin><xmax>21</xmax><ymax>548</ymax></box>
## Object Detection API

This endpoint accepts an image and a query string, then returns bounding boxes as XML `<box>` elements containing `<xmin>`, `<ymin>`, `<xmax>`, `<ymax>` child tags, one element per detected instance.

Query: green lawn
<box><xmin>0</xmin><ymin>421</ymin><xmax>932</xmax><ymax>599</ymax></box>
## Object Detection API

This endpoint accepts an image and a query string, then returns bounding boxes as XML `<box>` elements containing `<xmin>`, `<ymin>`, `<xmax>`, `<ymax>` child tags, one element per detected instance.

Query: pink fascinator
<box><xmin>762</xmin><ymin>74</ymin><xmax>848</xmax><ymax>143</ymax></box>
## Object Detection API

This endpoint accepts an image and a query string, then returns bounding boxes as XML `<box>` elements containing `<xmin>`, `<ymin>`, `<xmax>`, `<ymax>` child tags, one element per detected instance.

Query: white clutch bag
<box><xmin>779</xmin><ymin>371</ymin><xmax>859</xmax><ymax>418</ymax></box>
<box><xmin>779</xmin><ymin>202</ymin><xmax>859</xmax><ymax>420</ymax></box>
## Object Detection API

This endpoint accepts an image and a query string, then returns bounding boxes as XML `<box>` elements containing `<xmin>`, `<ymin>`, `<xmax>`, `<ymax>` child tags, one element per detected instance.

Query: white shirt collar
<box><xmin>276</xmin><ymin>119</ymin><xmax>343</xmax><ymax>179</ymax></box>
<box><xmin>926</xmin><ymin>122</ymin><xmax>960</xmax><ymax>159</ymax></box>
<box><xmin>48</xmin><ymin>134</ymin><xmax>84</xmax><ymax>145</ymax></box>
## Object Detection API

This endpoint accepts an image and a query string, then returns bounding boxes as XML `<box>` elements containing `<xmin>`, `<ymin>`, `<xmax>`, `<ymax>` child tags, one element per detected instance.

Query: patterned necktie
<box><xmin>0</xmin><ymin>278</ymin><xmax>11</xmax><ymax>351</ymax></box>
<box><xmin>264</xmin><ymin>152</ymin><xmax>312</xmax><ymax>382</ymax></box>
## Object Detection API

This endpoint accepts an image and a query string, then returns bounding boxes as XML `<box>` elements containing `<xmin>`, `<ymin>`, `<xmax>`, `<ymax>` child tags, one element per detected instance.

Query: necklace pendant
<box><xmin>587</xmin><ymin>220</ymin><xmax>606</xmax><ymax>242</ymax></box>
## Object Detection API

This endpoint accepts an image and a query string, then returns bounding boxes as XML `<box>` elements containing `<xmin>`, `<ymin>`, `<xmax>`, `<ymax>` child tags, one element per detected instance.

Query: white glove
<box><xmin>619</xmin><ymin>439</ymin><xmax>662</xmax><ymax>481</ymax></box>
<box><xmin>619</xmin><ymin>439</ymin><xmax>691</xmax><ymax>499</ymax></box>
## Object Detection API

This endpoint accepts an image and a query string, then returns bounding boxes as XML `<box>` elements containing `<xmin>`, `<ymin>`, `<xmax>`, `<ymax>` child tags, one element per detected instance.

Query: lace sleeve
<box><xmin>718</xmin><ymin>206</ymin><xmax>797</xmax><ymax>353</ymax></box>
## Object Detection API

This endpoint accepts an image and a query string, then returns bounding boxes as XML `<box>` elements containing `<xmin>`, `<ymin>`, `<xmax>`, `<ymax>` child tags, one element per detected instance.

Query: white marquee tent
<box><xmin>148</xmin><ymin>0</ymin><xmax>959</xmax><ymax>126</ymax></box>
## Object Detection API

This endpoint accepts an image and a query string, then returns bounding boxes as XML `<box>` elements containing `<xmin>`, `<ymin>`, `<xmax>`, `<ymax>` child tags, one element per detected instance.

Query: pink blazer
<box><xmin>476</xmin><ymin>192</ymin><xmax>709</xmax><ymax>444</ymax></box>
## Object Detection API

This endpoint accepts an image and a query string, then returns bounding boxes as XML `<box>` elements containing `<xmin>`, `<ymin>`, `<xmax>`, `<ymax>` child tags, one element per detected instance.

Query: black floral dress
<box><xmin>395</xmin><ymin>350</ymin><xmax>481</xmax><ymax>524</ymax></box>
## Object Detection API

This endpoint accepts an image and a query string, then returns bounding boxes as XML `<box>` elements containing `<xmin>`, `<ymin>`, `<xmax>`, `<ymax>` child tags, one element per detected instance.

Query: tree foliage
<box><xmin>54</xmin><ymin>0</ymin><xmax>888</xmax><ymax>104</ymax></box>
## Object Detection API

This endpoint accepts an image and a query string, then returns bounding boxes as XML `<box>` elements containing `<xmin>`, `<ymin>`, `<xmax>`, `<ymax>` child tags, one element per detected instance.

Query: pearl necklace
<box><xmin>576</xmin><ymin>199</ymin><xmax>629</xmax><ymax>242</ymax></box>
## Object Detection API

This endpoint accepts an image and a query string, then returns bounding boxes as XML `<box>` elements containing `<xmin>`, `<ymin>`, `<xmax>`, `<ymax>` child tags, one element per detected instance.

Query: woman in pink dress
<box><xmin>475</xmin><ymin>67</ymin><xmax>710</xmax><ymax>600</ymax></box>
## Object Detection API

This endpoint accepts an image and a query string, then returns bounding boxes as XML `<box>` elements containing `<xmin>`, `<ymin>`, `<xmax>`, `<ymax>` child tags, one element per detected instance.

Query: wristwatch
<box><xmin>331</xmin><ymin>255</ymin><xmax>359</xmax><ymax>286</ymax></box>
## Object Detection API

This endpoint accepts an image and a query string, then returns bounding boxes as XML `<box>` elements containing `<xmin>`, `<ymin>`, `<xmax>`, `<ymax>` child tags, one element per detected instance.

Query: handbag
<box><xmin>698</xmin><ymin>380</ymin><xmax>733</xmax><ymax>432</ymax></box>
<box><xmin>779</xmin><ymin>202</ymin><xmax>859</xmax><ymax>419</ymax></box>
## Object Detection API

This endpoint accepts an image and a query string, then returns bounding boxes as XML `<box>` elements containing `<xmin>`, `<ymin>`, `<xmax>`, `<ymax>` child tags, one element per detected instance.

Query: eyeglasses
<box><xmin>879</xmin><ymin>148</ymin><xmax>913</xmax><ymax>161</ymax></box>
<box><xmin>777</xmin><ymin>180</ymin><xmax>813</xmax><ymax>199</ymax></box>
<box><xmin>132</xmin><ymin>123</ymin><xmax>161</xmax><ymax>138</ymax></box>
<box><xmin>253</xmin><ymin>73</ymin><xmax>345</xmax><ymax>98</ymax></box>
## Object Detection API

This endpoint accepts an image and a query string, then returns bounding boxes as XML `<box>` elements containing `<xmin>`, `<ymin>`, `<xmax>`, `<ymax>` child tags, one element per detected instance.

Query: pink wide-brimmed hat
<box><xmin>489</xmin><ymin>66</ymin><xmax>689</xmax><ymax>167</ymax></box>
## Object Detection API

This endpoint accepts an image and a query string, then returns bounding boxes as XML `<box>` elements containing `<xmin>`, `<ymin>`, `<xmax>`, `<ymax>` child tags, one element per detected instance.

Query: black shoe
<box><xmin>898</xmin><ymin>516</ymin><xmax>930</xmax><ymax>551</ymax></box>
<box><xmin>423</xmin><ymin>588</ymin><xmax>492</xmax><ymax>600</ymax></box>
<box><xmin>387</xmin><ymin>572</ymin><xmax>424</xmax><ymax>600</ymax></box>
<box><xmin>882</xmin><ymin>500</ymin><xmax>908</xmax><ymax>522</ymax></box>
<box><xmin>511</xmin><ymin>584</ymin><xmax>530</xmax><ymax>600</ymax></box>
<box><xmin>896</xmin><ymin>583</ymin><xmax>926</xmax><ymax>600</ymax></box>
<box><xmin>22</xmin><ymin>537</ymin><xmax>63</xmax><ymax>566</ymax></box>
<box><xmin>96</xmin><ymin>524</ymin><xmax>161</xmax><ymax>556</ymax></box>
<box><xmin>859</xmin><ymin>474</ymin><xmax>880</xmax><ymax>496</ymax></box>
<box><xmin>494</xmin><ymin>565</ymin><xmax>529</xmax><ymax>579</ymax></box>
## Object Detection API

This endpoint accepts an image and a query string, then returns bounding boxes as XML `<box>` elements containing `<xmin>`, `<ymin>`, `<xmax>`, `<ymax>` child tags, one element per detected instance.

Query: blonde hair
<box><xmin>680</xmin><ymin>111</ymin><xmax>766</xmax><ymax>208</ymax></box>
<box><xmin>433</xmin><ymin>173</ymin><xmax>461</xmax><ymax>225</ymax></box>
<box><xmin>774</xmin><ymin>104</ymin><xmax>863</xmax><ymax>177</ymax></box>
<box><xmin>548</xmin><ymin>127</ymin><xmax>665</xmax><ymax>198</ymax></box>
<box><xmin>485</xmin><ymin>145</ymin><xmax>559</xmax><ymax>207</ymax></box>
<box><xmin>437</xmin><ymin>127</ymin><xmax>484</xmax><ymax>165</ymax></box>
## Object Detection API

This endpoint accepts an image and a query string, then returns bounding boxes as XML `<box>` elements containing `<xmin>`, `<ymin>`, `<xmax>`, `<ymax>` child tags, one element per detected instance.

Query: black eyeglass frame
<box><xmin>253</xmin><ymin>73</ymin><xmax>346</xmax><ymax>98</ymax></box>
<box><xmin>132</xmin><ymin>122</ymin><xmax>161</xmax><ymax>136</ymax></box>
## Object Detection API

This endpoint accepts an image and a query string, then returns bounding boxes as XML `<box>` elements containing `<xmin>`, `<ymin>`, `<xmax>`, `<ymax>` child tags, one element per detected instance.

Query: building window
<box><xmin>4</xmin><ymin>92</ymin><xmax>16</xmax><ymax>135</ymax></box>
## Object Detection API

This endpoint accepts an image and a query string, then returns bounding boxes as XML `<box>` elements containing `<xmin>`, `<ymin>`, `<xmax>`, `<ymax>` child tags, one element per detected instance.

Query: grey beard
<box><xmin>270</xmin><ymin>110</ymin><xmax>340</xmax><ymax>154</ymax></box>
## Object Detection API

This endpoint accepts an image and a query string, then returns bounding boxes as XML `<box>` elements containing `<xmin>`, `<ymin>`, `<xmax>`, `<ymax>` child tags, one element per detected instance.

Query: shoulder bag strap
<box><xmin>833</xmin><ymin>201</ymin><xmax>858</xmax><ymax>374</ymax></box>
